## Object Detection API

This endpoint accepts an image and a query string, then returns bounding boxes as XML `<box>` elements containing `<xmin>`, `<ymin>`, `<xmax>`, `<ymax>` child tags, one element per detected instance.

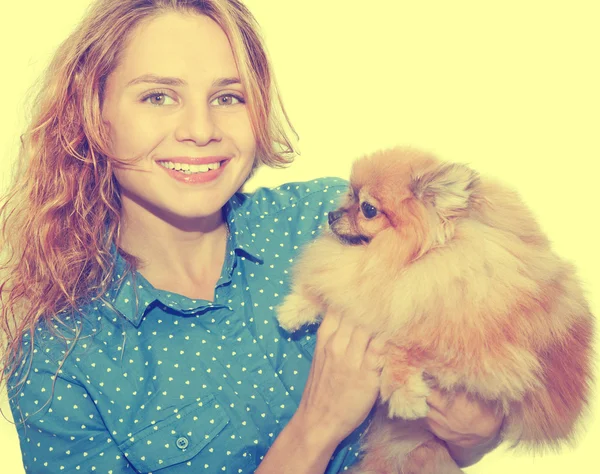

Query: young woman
<box><xmin>0</xmin><ymin>1</ymin><xmax>503</xmax><ymax>472</ymax></box>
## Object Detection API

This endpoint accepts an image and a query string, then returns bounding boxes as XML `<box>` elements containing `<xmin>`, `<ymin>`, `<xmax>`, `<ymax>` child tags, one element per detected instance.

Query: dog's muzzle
<box><xmin>328</xmin><ymin>210</ymin><xmax>343</xmax><ymax>225</ymax></box>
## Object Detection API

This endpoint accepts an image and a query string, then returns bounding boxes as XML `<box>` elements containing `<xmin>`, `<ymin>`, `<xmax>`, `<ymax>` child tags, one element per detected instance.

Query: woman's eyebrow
<box><xmin>213</xmin><ymin>77</ymin><xmax>241</xmax><ymax>87</ymax></box>
<box><xmin>126</xmin><ymin>75</ymin><xmax>241</xmax><ymax>87</ymax></box>
<box><xmin>127</xmin><ymin>74</ymin><xmax>185</xmax><ymax>87</ymax></box>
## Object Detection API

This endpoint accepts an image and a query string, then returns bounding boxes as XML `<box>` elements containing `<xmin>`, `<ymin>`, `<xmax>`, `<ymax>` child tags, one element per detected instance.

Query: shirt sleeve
<box><xmin>9</xmin><ymin>360</ymin><xmax>135</xmax><ymax>473</ymax></box>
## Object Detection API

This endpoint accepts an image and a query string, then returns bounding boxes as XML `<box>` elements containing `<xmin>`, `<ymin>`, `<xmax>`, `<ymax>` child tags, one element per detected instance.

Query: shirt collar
<box><xmin>224</xmin><ymin>191</ymin><xmax>265</xmax><ymax>264</ymax></box>
<box><xmin>104</xmin><ymin>191</ymin><xmax>264</xmax><ymax>327</ymax></box>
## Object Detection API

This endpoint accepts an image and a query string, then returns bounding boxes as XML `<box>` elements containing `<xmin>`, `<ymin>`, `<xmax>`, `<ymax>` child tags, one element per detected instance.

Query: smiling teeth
<box><xmin>159</xmin><ymin>161</ymin><xmax>221</xmax><ymax>174</ymax></box>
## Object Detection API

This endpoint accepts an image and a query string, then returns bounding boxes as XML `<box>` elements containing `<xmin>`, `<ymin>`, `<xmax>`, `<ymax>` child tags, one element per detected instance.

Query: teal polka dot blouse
<box><xmin>9</xmin><ymin>178</ymin><xmax>370</xmax><ymax>473</ymax></box>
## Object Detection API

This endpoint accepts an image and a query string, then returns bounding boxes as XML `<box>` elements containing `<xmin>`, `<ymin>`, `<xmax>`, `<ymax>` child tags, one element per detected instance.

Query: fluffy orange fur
<box><xmin>277</xmin><ymin>147</ymin><xmax>595</xmax><ymax>473</ymax></box>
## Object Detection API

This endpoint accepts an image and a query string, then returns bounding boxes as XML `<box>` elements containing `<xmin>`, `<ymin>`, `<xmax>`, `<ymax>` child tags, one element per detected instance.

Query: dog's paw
<box><xmin>276</xmin><ymin>298</ymin><xmax>303</xmax><ymax>332</ymax></box>
<box><xmin>276</xmin><ymin>293</ymin><xmax>319</xmax><ymax>332</ymax></box>
<box><xmin>387</xmin><ymin>371</ymin><xmax>431</xmax><ymax>420</ymax></box>
<box><xmin>388</xmin><ymin>390</ymin><xmax>429</xmax><ymax>420</ymax></box>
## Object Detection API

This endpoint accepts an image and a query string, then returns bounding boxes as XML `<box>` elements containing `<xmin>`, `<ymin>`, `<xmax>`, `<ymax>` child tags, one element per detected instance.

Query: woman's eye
<box><xmin>361</xmin><ymin>201</ymin><xmax>378</xmax><ymax>219</ymax></box>
<box><xmin>211</xmin><ymin>94</ymin><xmax>244</xmax><ymax>106</ymax></box>
<box><xmin>142</xmin><ymin>93</ymin><xmax>175</xmax><ymax>106</ymax></box>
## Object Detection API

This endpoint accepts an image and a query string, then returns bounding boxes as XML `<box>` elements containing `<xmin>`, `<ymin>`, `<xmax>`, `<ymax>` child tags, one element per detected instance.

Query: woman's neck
<box><xmin>117</xmin><ymin>204</ymin><xmax>229</xmax><ymax>301</ymax></box>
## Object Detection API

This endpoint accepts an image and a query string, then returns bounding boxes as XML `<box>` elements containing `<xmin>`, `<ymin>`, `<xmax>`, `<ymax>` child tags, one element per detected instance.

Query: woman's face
<box><xmin>102</xmin><ymin>12</ymin><xmax>256</xmax><ymax>226</ymax></box>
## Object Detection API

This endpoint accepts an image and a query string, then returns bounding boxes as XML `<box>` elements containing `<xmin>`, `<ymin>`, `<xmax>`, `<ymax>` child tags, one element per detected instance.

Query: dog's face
<box><xmin>328</xmin><ymin>183</ymin><xmax>392</xmax><ymax>245</ymax></box>
<box><xmin>329</xmin><ymin>148</ymin><xmax>479</xmax><ymax>259</ymax></box>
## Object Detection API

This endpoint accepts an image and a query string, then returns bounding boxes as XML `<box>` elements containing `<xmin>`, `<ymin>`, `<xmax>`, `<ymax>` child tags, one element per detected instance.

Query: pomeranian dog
<box><xmin>277</xmin><ymin>147</ymin><xmax>595</xmax><ymax>473</ymax></box>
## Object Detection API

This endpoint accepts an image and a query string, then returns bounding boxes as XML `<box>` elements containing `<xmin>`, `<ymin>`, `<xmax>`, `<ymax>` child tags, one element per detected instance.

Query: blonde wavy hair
<box><xmin>0</xmin><ymin>0</ymin><xmax>296</xmax><ymax>388</ymax></box>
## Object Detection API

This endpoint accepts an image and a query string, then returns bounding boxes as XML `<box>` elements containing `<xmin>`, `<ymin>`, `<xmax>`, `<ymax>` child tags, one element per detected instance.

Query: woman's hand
<box><xmin>293</xmin><ymin>310</ymin><xmax>385</xmax><ymax>448</ymax></box>
<box><xmin>425</xmin><ymin>388</ymin><xmax>504</xmax><ymax>467</ymax></box>
<box><xmin>257</xmin><ymin>311</ymin><xmax>384</xmax><ymax>474</ymax></box>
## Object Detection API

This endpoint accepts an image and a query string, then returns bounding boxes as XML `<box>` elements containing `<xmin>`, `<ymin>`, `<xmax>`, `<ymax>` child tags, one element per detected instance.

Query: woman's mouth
<box><xmin>158</xmin><ymin>160</ymin><xmax>222</xmax><ymax>175</ymax></box>
<box><xmin>155</xmin><ymin>157</ymin><xmax>229</xmax><ymax>184</ymax></box>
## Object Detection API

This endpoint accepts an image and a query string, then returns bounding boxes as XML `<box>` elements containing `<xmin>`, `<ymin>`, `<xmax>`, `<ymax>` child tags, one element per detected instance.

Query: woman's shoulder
<box><xmin>6</xmin><ymin>300</ymin><xmax>120</xmax><ymax>391</ymax></box>
<box><xmin>234</xmin><ymin>177</ymin><xmax>349</xmax><ymax>219</ymax></box>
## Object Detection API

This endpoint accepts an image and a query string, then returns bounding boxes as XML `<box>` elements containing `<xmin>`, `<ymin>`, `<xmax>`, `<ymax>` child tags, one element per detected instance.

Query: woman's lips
<box><xmin>155</xmin><ymin>156</ymin><xmax>229</xmax><ymax>165</ymax></box>
<box><xmin>156</xmin><ymin>157</ymin><xmax>230</xmax><ymax>184</ymax></box>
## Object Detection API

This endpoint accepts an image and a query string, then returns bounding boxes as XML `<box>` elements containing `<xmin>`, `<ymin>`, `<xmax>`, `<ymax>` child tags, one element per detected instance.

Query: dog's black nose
<box><xmin>328</xmin><ymin>210</ymin><xmax>343</xmax><ymax>225</ymax></box>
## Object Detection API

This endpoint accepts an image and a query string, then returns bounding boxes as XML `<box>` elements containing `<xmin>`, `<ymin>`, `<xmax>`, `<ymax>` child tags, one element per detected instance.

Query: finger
<box><xmin>425</xmin><ymin>402</ymin><xmax>473</xmax><ymax>440</ymax></box>
<box><xmin>426</xmin><ymin>417</ymin><xmax>476</xmax><ymax>446</ymax></box>
<box><xmin>424</xmin><ymin>414</ymin><xmax>453</xmax><ymax>440</ymax></box>
<box><xmin>326</xmin><ymin>316</ymin><xmax>355</xmax><ymax>356</ymax></box>
<box><xmin>362</xmin><ymin>336</ymin><xmax>387</xmax><ymax>371</ymax></box>
<box><xmin>367</xmin><ymin>335</ymin><xmax>387</xmax><ymax>355</ymax></box>
<box><xmin>426</xmin><ymin>387</ymin><xmax>450</xmax><ymax>413</ymax></box>
<box><xmin>322</xmin><ymin>309</ymin><xmax>342</xmax><ymax>325</ymax></box>
<box><xmin>345</xmin><ymin>325</ymin><xmax>371</xmax><ymax>369</ymax></box>
<box><xmin>316</xmin><ymin>310</ymin><xmax>342</xmax><ymax>347</ymax></box>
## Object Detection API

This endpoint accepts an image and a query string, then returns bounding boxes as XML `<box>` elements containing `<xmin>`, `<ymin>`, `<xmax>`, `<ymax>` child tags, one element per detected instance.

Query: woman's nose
<box><xmin>174</xmin><ymin>104</ymin><xmax>221</xmax><ymax>146</ymax></box>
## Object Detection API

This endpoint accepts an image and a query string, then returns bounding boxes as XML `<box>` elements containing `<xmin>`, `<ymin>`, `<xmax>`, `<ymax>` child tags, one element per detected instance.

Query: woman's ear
<box><xmin>410</xmin><ymin>162</ymin><xmax>479</xmax><ymax>219</ymax></box>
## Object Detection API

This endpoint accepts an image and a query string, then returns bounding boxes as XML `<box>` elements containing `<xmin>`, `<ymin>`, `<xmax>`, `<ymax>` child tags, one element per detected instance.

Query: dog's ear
<box><xmin>410</xmin><ymin>162</ymin><xmax>479</xmax><ymax>218</ymax></box>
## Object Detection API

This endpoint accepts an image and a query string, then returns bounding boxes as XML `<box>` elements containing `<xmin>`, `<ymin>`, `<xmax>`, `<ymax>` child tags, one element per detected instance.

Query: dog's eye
<box><xmin>361</xmin><ymin>202</ymin><xmax>377</xmax><ymax>219</ymax></box>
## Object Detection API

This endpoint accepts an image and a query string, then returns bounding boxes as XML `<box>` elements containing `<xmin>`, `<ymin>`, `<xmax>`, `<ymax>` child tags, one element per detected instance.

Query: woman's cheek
<box><xmin>112</xmin><ymin>117</ymin><xmax>168</xmax><ymax>162</ymax></box>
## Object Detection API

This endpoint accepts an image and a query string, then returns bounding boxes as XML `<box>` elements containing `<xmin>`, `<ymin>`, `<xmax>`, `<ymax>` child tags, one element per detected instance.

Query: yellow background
<box><xmin>1</xmin><ymin>1</ymin><xmax>598</xmax><ymax>472</ymax></box>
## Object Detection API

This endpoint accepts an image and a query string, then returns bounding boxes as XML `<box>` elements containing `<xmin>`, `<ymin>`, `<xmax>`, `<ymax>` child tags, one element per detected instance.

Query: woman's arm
<box><xmin>8</xmin><ymin>366</ymin><xmax>134</xmax><ymax>473</ymax></box>
<box><xmin>253</xmin><ymin>415</ymin><xmax>341</xmax><ymax>474</ymax></box>
<box><xmin>256</xmin><ymin>311</ymin><xmax>384</xmax><ymax>474</ymax></box>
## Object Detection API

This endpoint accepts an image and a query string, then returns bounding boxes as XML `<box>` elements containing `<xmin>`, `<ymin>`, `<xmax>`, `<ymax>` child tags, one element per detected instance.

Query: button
<box><xmin>176</xmin><ymin>437</ymin><xmax>189</xmax><ymax>450</ymax></box>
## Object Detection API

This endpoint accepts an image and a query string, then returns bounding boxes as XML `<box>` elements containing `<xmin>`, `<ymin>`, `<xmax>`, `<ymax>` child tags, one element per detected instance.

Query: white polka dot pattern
<box><xmin>8</xmin><ymin>179</ymin><xmax>369</xmax><ymax>473</ymax></box>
